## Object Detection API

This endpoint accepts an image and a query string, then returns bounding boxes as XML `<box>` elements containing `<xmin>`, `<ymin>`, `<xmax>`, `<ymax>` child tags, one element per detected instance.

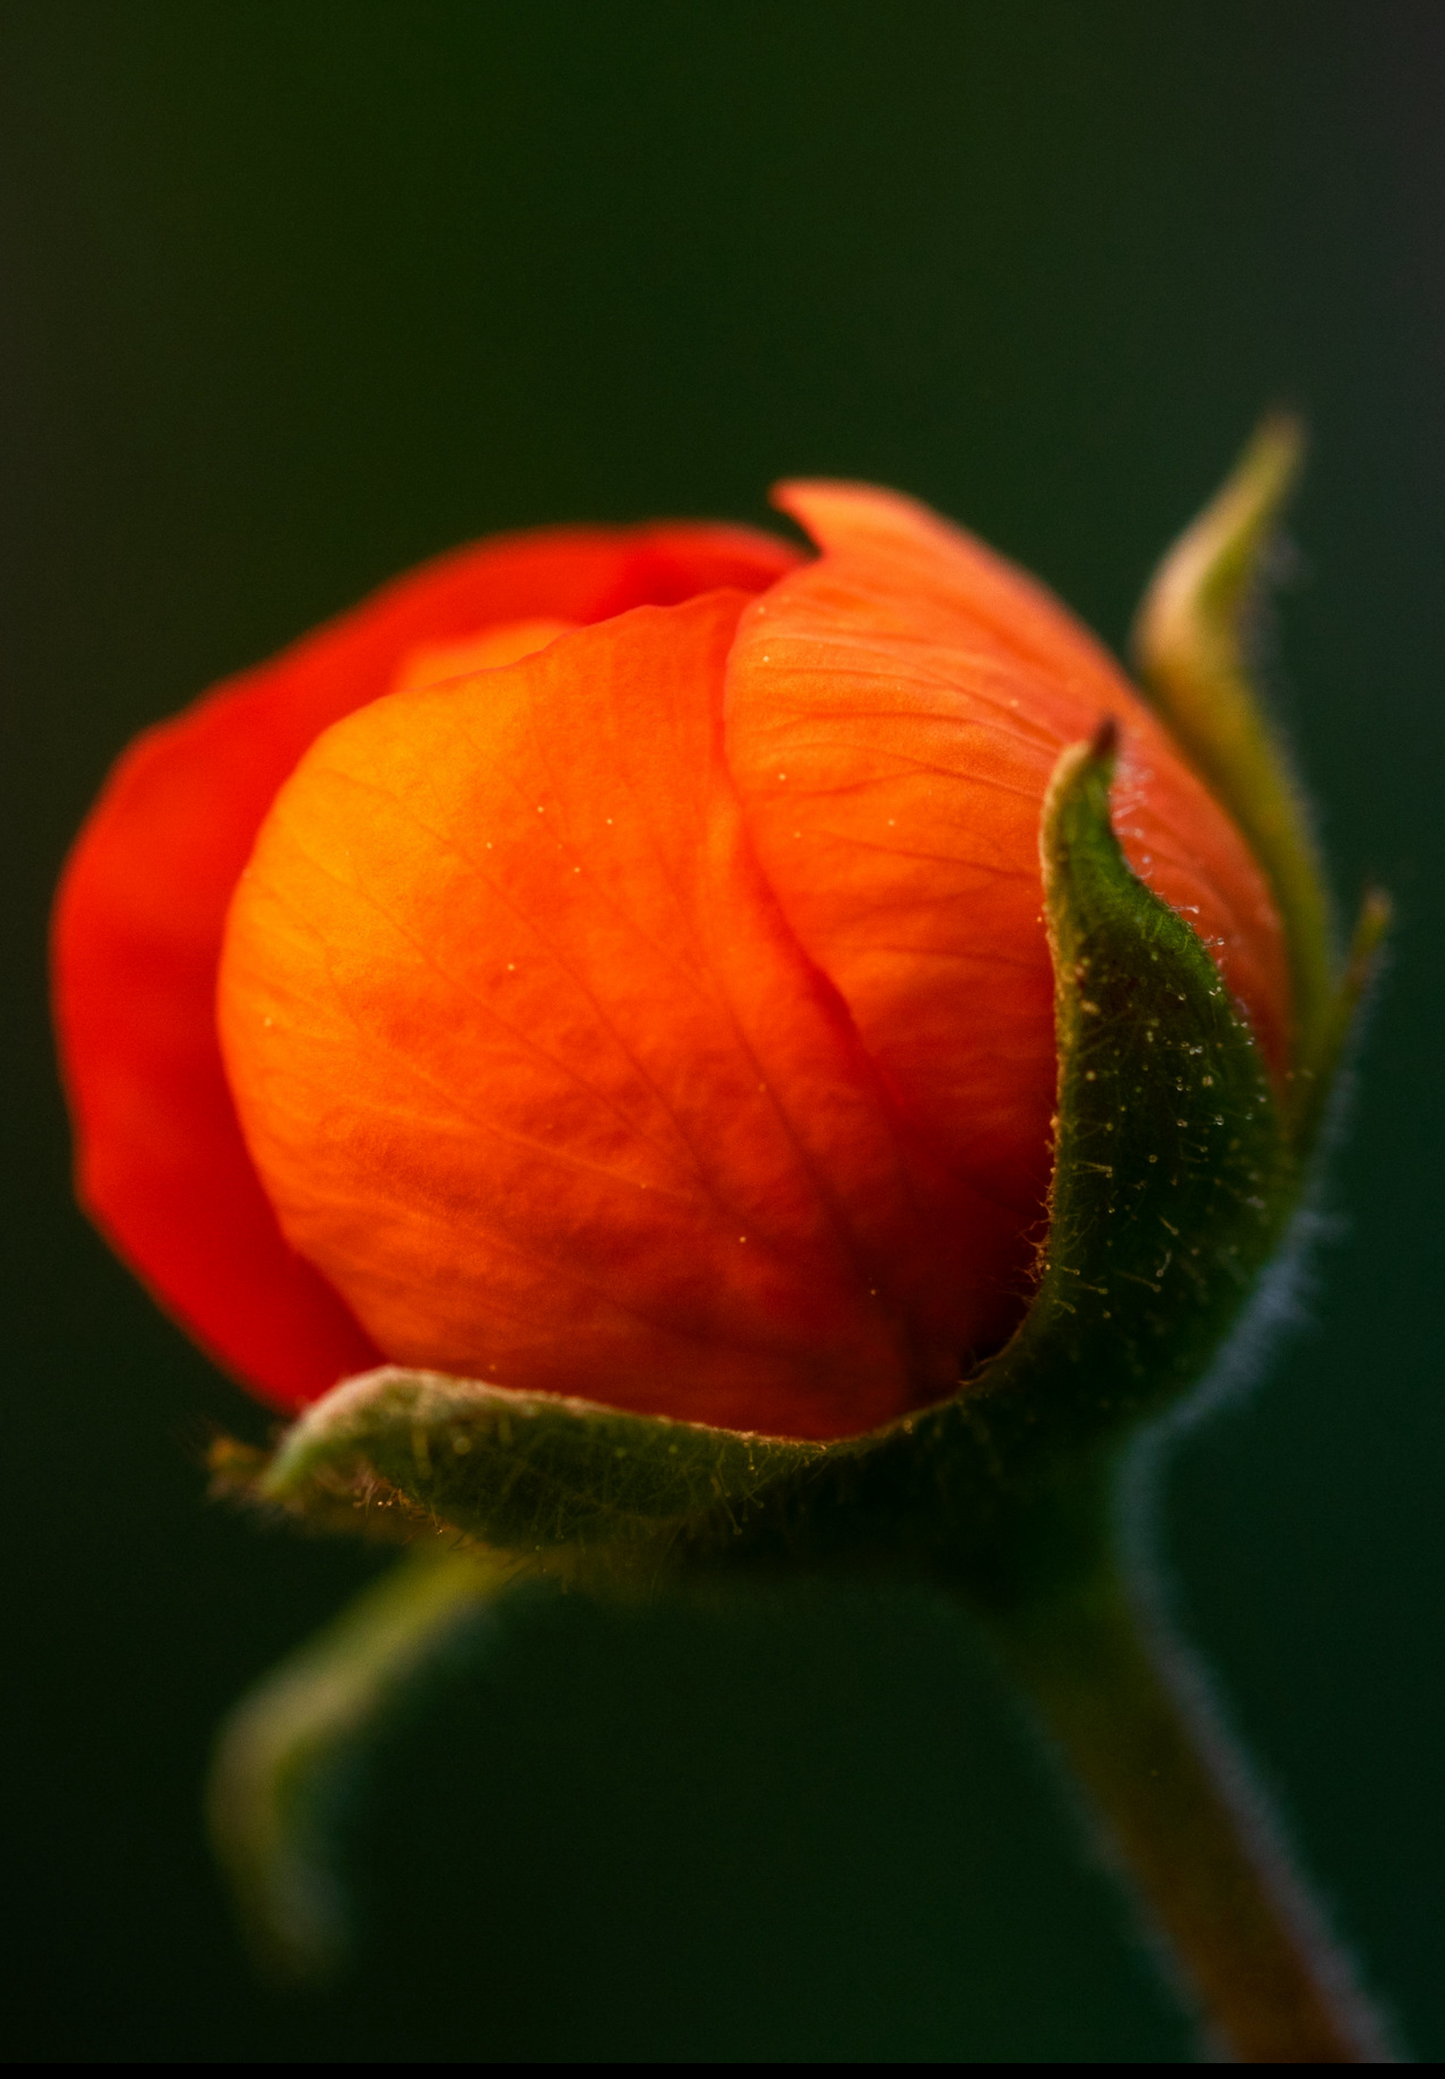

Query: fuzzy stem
<box><xmin>982</xmin><ymin>1562</ymin><xmax>1390</xmax><ymax>2063</ymax></box>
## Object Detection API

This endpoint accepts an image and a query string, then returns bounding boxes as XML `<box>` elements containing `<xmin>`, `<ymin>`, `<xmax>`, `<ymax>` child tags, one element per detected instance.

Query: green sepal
<box><xmin>792</xmin><ymin>721</ymin><xmax>1297</xmax><ymax>1596</ymax></box>
<box><xmin>250</xmin><ymin>1365</ymin><xmax>827</xmax><ymax>1565</ymax></box>
<box><xmin>1130</xmin><ymin>416</ymin><xmax>1336</xmax><ymax>1112</ymax></box>
<box><xmin>220</xmin><ymin>724</ymin><xmax>1299</xmax><ymax>1590</ymax></box>
<box><xmin>970</xmin><ymin>719</ymin><xmax>1293</xmax><ymax>1429</ymax></box>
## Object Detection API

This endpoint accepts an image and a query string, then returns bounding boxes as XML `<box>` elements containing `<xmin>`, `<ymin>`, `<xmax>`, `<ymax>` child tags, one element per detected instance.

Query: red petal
<box><xmin>54</xmin><ymin>523</ymin><xmax>800</xmax><ymax>1409</ymax></box>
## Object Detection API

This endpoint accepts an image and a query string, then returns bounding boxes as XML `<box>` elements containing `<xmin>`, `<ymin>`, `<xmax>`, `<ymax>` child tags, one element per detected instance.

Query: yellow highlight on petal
<box><xmin>392</xmin><ymin>617</ymin><xmax>578</xmax><ymax>695</ymax></box>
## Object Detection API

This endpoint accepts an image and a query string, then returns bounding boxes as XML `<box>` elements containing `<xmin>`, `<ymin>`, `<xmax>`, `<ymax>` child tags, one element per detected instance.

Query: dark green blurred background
<box><xmin>3</xmin><ymin>1</ymin><xmax>1441</xmax><ymax>2060</ymax></box>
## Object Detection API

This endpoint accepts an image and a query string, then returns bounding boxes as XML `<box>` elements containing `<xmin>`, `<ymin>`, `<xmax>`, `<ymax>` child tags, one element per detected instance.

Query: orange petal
<box><xmin>724</xmin><ymin>479</ymin><xmax>1291</xmax><ymax>1258</ymax></box>
<box><xmin>54</xmin><ymin>523</ymin><xmax>801</xmax><ymax>1409</ymax></box>
<box><xmin>391</xmin><ymin>618</ymin><xmax>579</xmax><ymax>694</ymax></box>
<box><xmin>219</xmin><ymin>591</ymin><xmax>989</xmax><ymax>1439</ymax></box>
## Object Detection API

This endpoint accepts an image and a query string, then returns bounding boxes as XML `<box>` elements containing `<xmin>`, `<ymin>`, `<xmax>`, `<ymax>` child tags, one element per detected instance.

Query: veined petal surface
<box><xmin>54</xmin><ymin>524</ymin><xmax>799</xmax><ymax>1407</ymax></box>
<box><xmin>724</xmin><ymin>481</ymin><xmax>1290</xmax><ymax>1255</ymax></box>
<box><xmin>219</xmin><ymin>592</ymin><xmax>986</xmax><ymax>1438</ymax></box>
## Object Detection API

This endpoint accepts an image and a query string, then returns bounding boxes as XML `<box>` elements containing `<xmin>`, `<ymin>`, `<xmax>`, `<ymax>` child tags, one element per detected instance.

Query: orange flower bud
<box><xmin>55</xmin><ymin>487</ymin><xmax>1287</xmax><ymax>1440</ymax></box>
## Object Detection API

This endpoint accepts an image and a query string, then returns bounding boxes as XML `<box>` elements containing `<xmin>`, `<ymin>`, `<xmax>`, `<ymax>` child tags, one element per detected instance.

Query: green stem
<box><xmin>982</xmin><ymin>1561</ymin><xmax>1390</xmax><ymax>2063</ymax></box>
<box><xmin>207</xmin><ymin>1543</ymin><xmax>510</xmax><ymax>1980</ymax></box>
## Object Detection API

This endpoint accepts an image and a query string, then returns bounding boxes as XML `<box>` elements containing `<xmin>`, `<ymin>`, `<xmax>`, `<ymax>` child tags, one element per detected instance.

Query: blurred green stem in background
<box><xmin>207</xmin><ymin>1543</ymin><xmax>510</xmax><ymax>1981</ymax></box>
<box><xmin>205</xmin><ymin>1516</ymin><xmax>1392</xmax><ymax>2060</ymax></box>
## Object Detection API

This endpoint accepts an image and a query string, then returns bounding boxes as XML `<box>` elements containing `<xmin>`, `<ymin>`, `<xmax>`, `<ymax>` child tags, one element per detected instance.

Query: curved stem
<box><xmin>981</xmin><ymin>1563</ymin><xmax>1391</xmax><ymax>2063</ymax></box>
<box><xmin>207</xmin><ymin>1543</ymin><xmax>511</xmax><ymax>1980</ymax></box>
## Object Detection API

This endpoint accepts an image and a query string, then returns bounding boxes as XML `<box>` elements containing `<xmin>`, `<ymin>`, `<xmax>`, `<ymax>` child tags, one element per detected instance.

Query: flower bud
<box><xmin>56</xmin><ymin>483</ymin><xmax>1287</xmax><ymax>1442</ymax></box>
<box><xmin>168</xmin><ymin>448</ymin><xmax>1390</xmax><ymax>2054</ymax></box>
